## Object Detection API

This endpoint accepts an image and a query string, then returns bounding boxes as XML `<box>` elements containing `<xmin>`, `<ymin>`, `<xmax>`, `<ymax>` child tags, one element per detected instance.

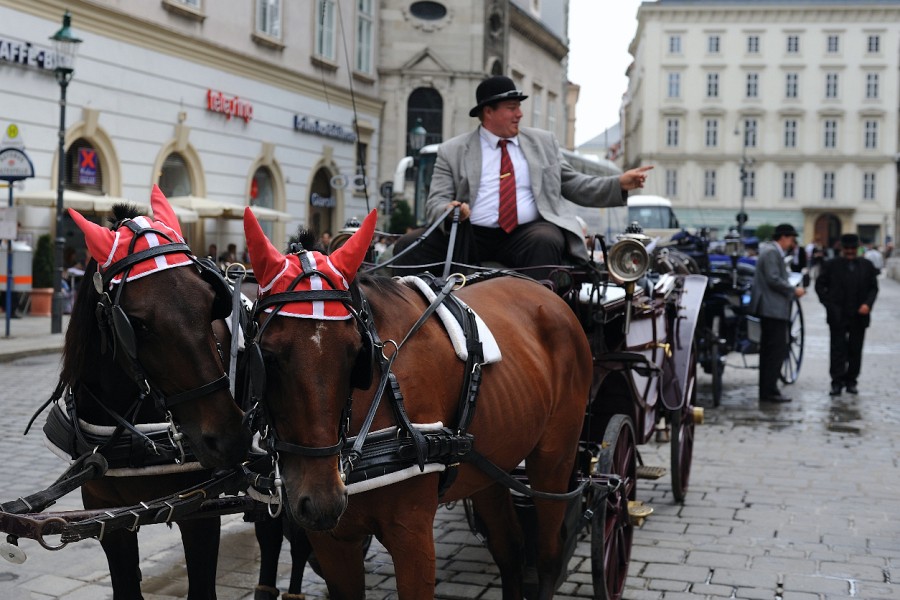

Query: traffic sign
<box><xmin>379</xmin><ymin>181</ymin><xmax>393</xmax><ymax>199</ymax></box>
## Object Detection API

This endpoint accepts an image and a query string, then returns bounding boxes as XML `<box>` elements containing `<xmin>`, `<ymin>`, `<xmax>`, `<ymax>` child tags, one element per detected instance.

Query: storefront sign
<box><xmin>0</xmin><ymin>37</ymin><xmax>57</xmax><ymax>71</ymax></box>
<box><xmin>0</xmin><ymin>147</ymin><xmax>35</xmax><ymax>180</ymax></box>
<box><xmin>78</xmin><ymin>147</ymin><xmax>97</xmax><ymax>185</ymax></box>
<box><xmin>310</xmin><ymin>192</ymin><xmax>336</xmax><ymax>208</ymax></box>
<box><xmin>206</xmin><ymin>89</ymin><xmax>253</xmax><ymax>123</ymax></box>
<box><xmin>293</xmin><ymin>115</ymin><xmax>357</xmax><ymax>143</ymax></box>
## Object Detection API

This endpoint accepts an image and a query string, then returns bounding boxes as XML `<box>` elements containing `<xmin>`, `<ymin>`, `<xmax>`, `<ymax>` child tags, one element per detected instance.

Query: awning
<box><xmin>243</xmin><ymin>205</ymin><xmax>293</xmax><ymax>223</ymax></box>
<box><xmin>15</xmin><ymin>189</ymin><xmax>199</xmax><ymax>223</ymax></box>
<box><xmin>169</xmin><ymin>195</ymin><xmax>293</xmax><ymax>222</ymax></box>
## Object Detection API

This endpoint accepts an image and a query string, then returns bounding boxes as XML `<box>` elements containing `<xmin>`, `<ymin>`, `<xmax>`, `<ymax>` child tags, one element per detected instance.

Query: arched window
<box><xmin>309</xmin><ymin>168</ymin><xmax>335</xmax><ymax>243</ymax></box>
<box><xmin>406</xmin><ymin>88</ymin><xmax>443</xmax><ymax>157</ymax></box>
<box><xmin>158</xmin><ymin>153</ymin><xmax>192</xmax><ymax>197</ymax></box>
<box><xmin>65</xmin><ymin>138</ymin><xmax>103</xmax><ymax>194</ymax></box>
<box><xmin>251</xmin><ymin>166</ymin><xmax>275</xmax><ymax>238</ymax></box>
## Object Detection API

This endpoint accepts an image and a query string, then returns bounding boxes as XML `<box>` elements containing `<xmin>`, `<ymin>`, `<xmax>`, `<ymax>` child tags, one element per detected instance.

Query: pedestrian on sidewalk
<box><xmin>748</xmin><ymin>223</ymin><xmax>806</xmax><ymax>404</ymax></box>
<box><xmin>815</xmin><ymin>233</ymin><xmax>879</xmax><ymax>396</ymax></box>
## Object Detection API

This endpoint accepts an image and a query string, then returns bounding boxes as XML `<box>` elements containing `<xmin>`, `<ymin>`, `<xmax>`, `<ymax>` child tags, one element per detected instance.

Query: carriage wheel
<box><xmin>779</xmin><ymin>297</ymin><xmax>804</xmax><ymax>384</ymax></box>
<box><xmin>669</xmin><ymin>348</ymin><xmax>697</xmax><ymax>503</ymax></box>
<box><xmin>709</xmin><ymin>316</ymin><xmax>724</xmax><ymax>407</ymax></box>
<box><xmin>591</xmin><ymin>415</ymin><xmax>636</xmax><ymax>600</ymax></box>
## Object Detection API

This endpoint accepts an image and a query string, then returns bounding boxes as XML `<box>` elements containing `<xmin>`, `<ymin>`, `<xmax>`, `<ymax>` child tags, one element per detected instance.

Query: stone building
<box><xmin>623</xmin><ymin>0</ymin><xmax>900</xmax><ymax>247</ymax></box>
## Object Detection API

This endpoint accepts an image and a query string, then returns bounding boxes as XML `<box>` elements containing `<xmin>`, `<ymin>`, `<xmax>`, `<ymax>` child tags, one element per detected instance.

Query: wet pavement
<box><xmin>0</xmin><ymin>276</ymin><xmax>899</xmax><ymax>599</ymax></box>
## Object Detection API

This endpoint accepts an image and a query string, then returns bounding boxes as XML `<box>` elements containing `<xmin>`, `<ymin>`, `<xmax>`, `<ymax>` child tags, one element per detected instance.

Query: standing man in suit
<box><xmin>815</xmin><ymin>233</ymin><xmax>879</xmax><ymax>396</ymax></box>
<box><xmin>748</xmin><ymin>223</ymin><xmax>806</xmax><ymax>403</ymax></box>
<box><xmin>394</xmin><ymin>75</ymin><xmax>652</xmax><ymax>276</ymax></box>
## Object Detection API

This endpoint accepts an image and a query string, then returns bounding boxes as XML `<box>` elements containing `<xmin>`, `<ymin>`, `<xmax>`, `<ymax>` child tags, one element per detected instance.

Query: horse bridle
<box><xmin>94</xmin><ymin>219</ymin><xmax>234</xmax><ymax>460</ymax></box>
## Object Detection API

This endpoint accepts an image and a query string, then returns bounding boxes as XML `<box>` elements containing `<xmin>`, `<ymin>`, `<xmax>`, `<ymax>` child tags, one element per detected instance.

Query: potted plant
<box><xmin>30</xmin><ymin>234</ymin><xmax>55</xmax><ymax>316</ymax></box>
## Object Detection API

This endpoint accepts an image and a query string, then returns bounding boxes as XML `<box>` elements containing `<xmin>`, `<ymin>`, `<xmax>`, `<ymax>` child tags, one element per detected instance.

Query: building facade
<box><xmin>1</xmin><ymin>0</ymin><xmax>382</xmax><ymax>259</ymax></box>
<box><xmin>623</xmin><ymin>0</ymin><xmax>900</xmax><ymax>248</ymax></box>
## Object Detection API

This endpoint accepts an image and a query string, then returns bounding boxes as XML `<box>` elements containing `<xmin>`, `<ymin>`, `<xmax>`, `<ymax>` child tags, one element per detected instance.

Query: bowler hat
<box><xmin>469</xmin><ymin>76</ymin><xmax>529</xmax><ymax>117</ymax></box>
<box><xmin>773</xmin><ymin>223</ymin><xmax>799</xmax><ymax>239</ymax></box>
<box><xmin>840</xmin><ymin>233</ymin><xmax>860</xmax><ymax>248</ymax></box>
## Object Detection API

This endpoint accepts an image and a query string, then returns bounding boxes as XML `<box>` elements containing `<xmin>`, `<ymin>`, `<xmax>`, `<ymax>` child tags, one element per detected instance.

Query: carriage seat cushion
<box><xmin>398</xmin><ymin>276</ymin><xmax>501</xmax><ymax>364</ymax></box>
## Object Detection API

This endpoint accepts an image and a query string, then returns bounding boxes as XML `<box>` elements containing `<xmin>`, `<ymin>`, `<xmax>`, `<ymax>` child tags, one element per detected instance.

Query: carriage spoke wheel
<box><xmin>670</xmin><ymin>347</ymin><xmax>697</xmax><ymax>503</ymax></box>
<box><xmin>591</xmin><ymin>415</ymin><xmax>636</xmax><ymax>600</ymax></box>
<box><xmin>780</xmin><ymin>297</ymin><xmax>804</xmax><ymax>384</ymax></box>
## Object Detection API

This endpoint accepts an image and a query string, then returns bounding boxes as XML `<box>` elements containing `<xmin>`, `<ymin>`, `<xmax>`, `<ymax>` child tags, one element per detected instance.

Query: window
<box><xmin>705</xmin><ymin>119</ymin><xmax>718</xmax><ymax>147</ymax></box>
<box><xmin>251</xmin><ymin>166</ymin><xmax>276</xmax><ymax>238</ymax></box>
<box><xmin>315</xmin><ymin>0</ymin><xmax>336</xmax><ymax>60</ymax></box>
<box><xmin>825</xmin><ymin>72</ymin><xmax>839</xmax><ymax>98</ymax></box>
<box><xmin>866</xmin><ymin>73</ymin><xmax>879</xmax><ymax>99</ymax></box>
<box><xmin>703</xmin><ymin>169</ymin><xmax>716</xmax><ymax>198</ymax></box>
<box><xmin>743</xmin><ymin>119</ymin><xmax>758</xmax><ymax>148</ymax></box>
<box><xmin>742</xmin><ymin>170</ymin><xmax>756</xmax><ymax>198</ymax></box>
<box><xmin>827</xmin><ymin>34</ymin><xmax>839</xmax><ymax>53</ymax></box>
<box><xmin>787</xmin><ymin>35</ymin><xmax>799</xmax><ymax>53</ymax></box>
<box><xmin>863</xmin><ymin>172</ymin><xmax>876</xmax><ymax>200</ymax></box>
<box><xmin>355</xmin><ymin>0</ymin><xmax>373</xmax><ymax>73</ymax></box>
<box><xmin>864</xmin><ymin>120</ymin><xmax>878</xmax><ymax>149</ymax></box>
<box><xmin>668</xmin><ymin>35</ymin><xmax>682</xmax><ymax>54</ymax></box>
<box><xmin>783</xmin><ymin>171</ymin><xmax>795</xmax><ymax>199</ymax></box>
<box><xmin>746</xmin><ymin>72</ymin><xmax>759</xmax><ymax>98</ymax></box>
<box><xmin>667</xmin><ymin>72</ymin><xmax>681</xmax><ymax>98</ymax></box>
<box><xmin>867</xmin><ymin>34</ymin><xmax>880</xmax><ymax>53</ymax></box>
<box><xmin>405</xmin><ymin>88</ymin><xmax>443</xmax><ymax>157</ymax></box>
<box><xmin>823</xmin><ymin>171</ymin><xmax>835</xmax><ymax>200</ymax></box>
<box><xmin>547</xmin><ymin>94</ymin><xmax>557</xmax><ymax>134</ymax></box>
<box><xmin>256</xmin><ymin>0</ymin><xmax>281</xmax><ymax>38</ymax></box>
<box><xmin>665</xmin><ymin>169</ymin><xmax>678</xmax><ymax>197</ymax></box>
<box><xmin>706</xmin><ymin>72</ymin><xmax>719</xmax><ymax>98</ymax></box>
<box><xmin>784</xmin><ymin>120</ymin><xmax>797</xmax><ymax>148</ymax></box>
<box><xmin>824</xmin><ymin>120</ymin><xmax>837</xmax><ymax>148</ymax></box>
<box><xmin>785</xmin><ymin>72</ymin><xmax>798</xmax><ymax>98</ymax></box>
<box><xmin>158</xmin><ymin>153</ymin><xmax>192</xmax><ymax>197</ymax></box>
<box><xmin>666</xmin><ymin>118</ymin><xmax>679</xmax><ymax>147</ymax></box>
<box><xmin>708</xmin><ymin>35</ymin><xmax>720</xmax><ymax>53</ymax></box>
<box><xmin>180</xmin><ymin>0</ymin><xmax>200</xmax><ymax>6</ymax></box>
<box><xmin>532</xmin><ymin>87</ymin><xmax>543</xmax><ymax>127</ymax></box>
<box><xmin>409</xmin><ymin>1</ymin><xmax>446</xmax><ymax>20</ymax></box>
<box><xmin>747</xmin><ymin>35</ymin><xmax>760</xmax><ymax>53</ymax></box>
<box><xmin>66</xmin><ymin>139</ymin><xmax>104</xmax><ymax>194</ymax></box>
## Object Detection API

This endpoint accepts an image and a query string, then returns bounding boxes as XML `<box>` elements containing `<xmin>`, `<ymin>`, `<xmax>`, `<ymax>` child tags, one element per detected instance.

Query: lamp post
<box><xmin>408</xmin><ymin>118</ymin><xmax>427</xmax><ymax>221</ymax></box>
<box><xmin>734</xmin><ymin>121</ymin><xmax>754</xmax><ymax>240</ymax></box>
<box><xmin>50</xmin><ymin>11</ymin><xmax>82</xmax><ymax>334</ymax></box>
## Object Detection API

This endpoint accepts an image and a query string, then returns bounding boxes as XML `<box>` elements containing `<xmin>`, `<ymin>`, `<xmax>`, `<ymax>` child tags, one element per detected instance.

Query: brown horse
<box><xmin>242</xmin><ymin>208</ymin><xmax>593</xmax><ymax>599</ymax></box>
<box><xmin>49</xmin><ymin>187</ymin><xmax>250</xmax><ymax>599</ymax></box>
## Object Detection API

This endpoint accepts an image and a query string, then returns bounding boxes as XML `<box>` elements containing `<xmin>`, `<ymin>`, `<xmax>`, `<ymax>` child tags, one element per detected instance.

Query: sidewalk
<box><xmin>0</xmin><ymin>314</ymin><xmax>69</xmax><ymax>362</ymax></box>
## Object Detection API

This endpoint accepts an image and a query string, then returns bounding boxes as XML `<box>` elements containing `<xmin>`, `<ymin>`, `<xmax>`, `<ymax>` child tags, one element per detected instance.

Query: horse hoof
<box><xmin>254</xmin><ymin>584</ymin><xmax>279</xmax><ymax>600</ymax></box>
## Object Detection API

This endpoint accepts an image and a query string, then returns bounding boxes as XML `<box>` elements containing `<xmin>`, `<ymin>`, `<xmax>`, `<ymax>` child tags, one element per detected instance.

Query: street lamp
<box><xmin>408</xmin><ymin>118</ymin><xmax>427</xmax><ymax>155</ymax></box>
<box><xmin>408</xmin><ymin>118</ymin><xmax>428</xmax><ymax>220</ymax></box>
<box><xmin>734</xmin><ymin>121</ymin><xmax>754</xmax><ymax>239</ymax></box>
<box><xmin>50</xmin><ymin>11</ymin><xmax>82</xmax><ymax>334</ymax></box>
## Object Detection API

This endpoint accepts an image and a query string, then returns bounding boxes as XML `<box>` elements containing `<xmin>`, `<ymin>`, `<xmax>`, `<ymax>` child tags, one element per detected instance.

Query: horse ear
<box><xmin>149</xmin><ymin>184</ymin><xmax>183</xmax><ymax>238</ymax></box>
<box><xmin>330</xmin><ymin>210</ymin><xmax>377</xmax><ymax>283</ymax></box>
<box><xmin>68</xmin><ymin>208</ymin><xmax>117</xmax><ymax>266</ymax></box>
<box><xmin>243</xmin><ymin>206</ymin><xmax>288</xmax><ymax>288</ymax></box>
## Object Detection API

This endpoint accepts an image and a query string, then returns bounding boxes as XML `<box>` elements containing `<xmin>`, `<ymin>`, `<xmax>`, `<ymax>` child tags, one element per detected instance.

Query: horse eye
<box><xmin>129</xmin><ymin>317</ymin><xmax>151</xmax><ymax>336</ymax></box>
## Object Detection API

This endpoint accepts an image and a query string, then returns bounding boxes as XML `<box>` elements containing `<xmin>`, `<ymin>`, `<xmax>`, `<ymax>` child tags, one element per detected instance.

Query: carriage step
<box><xmin>628</xmin><ymin>500</ymin><xmax>653</xmax><ymax>526</ymax></box>
<box><xmin>636</xmin><ymin>465</ymin><xmax>667</xmax><ymax>480</ymax></box>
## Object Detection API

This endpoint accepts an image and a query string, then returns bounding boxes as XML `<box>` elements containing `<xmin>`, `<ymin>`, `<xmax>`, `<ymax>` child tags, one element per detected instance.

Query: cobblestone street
<box><xmin>1</xmin><ymin>277</ymin><xmax>899</xmax><ymax>599</ymax></box>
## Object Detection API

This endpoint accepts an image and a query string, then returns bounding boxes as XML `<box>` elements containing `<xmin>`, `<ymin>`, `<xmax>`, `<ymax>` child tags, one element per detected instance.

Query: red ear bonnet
<box><xmin>68</xmin><ymin>184</ymin><xmax>192</xmax><ymax>285</ymax></box>
<box><xmin>244</xmin><ymin>209</ymin><xmax>377</xmax><ymax>319</ymax></box>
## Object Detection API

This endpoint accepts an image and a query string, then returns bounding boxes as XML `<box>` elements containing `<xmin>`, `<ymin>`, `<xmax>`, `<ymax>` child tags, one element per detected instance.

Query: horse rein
<box><xmin>93</xmin><ymin>219</ymin><xmax>232</xmax><ymax>462</ymax></box>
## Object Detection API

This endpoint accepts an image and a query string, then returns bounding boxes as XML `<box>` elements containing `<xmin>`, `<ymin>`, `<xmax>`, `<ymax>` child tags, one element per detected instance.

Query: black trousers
<box><xmin>829</xmin><ymin>320</ymin><xmax>867</xmax><ymax>386</ymax></box>
<box><xmin>758</xmin><ymin>316</ymin><xmax>789</xmax><ymax>398</ymax></box>
<box><xmin>392</xmin><ymin>220</ymin><xmax>566</xmax><ymax>279</ymax></box>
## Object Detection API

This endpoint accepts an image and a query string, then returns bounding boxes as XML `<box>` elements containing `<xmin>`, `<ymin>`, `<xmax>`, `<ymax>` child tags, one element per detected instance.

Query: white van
<box><xmin>626</xmin><ymin>196</ymin><xmax>680</xmax><ymax>241</ymax></box>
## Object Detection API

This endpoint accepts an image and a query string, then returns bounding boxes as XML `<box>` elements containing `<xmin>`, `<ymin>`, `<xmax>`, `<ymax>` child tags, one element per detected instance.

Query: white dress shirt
<box><xmin>470</xmin><ymin>127</ymin><xmax>538</xmax><ymax>228</ymax></box>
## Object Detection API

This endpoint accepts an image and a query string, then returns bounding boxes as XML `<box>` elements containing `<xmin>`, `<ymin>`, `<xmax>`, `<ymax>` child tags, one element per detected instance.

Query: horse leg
<box><xmin>177</xmin><ymin>516</ymin><xmax>221</xmax><ymax>600</ymax></box>
<box><xmin>98</xmin><ymin>528</ymin><xmax>145</xmax><ymax>600</ymax></box>
<box><xmin>470</xmin><ymin>484</ymin><xmax>526</xmax><ymax>600</ymax></box>
<box><xmin>253</xmin><ymin>517</ymin><xmax>284</xmax><ymax>600</ymax></box>
<box><xmin>527</xmin><ymin>459</ymin><xmax>580</xmax><ymax>599</ymax></box>
<box><xmin>283</xmin><ymin>517</ymin><xmax>312</xmax><ymax>598</ymax></box>
<box><xmin>374</xmin><ymin>491</ymin><xmax>442</xmax><ymax>599</ymax></box>
<box><xmin>307</xmin><ymin>530</ymin><xmax>366</xmax><ymax>600</ymax></box>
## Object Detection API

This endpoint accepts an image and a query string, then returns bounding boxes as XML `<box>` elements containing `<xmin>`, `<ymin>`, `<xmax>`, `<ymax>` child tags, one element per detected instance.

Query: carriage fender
<box><xmin>667</xmin><ymin>274</ymin><xmax>708</xmax><ymax>411</ymax></box>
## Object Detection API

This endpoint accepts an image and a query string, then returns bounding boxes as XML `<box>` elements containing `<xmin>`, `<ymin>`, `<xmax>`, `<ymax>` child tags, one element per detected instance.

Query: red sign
<box><xmin>206</xmin><ymin>89</ymin><xmax>253</xmax><ymax>123</ymax></box>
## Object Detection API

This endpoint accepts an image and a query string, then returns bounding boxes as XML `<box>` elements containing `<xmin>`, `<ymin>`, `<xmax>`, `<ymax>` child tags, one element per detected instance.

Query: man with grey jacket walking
<box><xmin>748</xmin><ymin>224</ymin><xmax>806</xmax><ymax>403</ymax></box>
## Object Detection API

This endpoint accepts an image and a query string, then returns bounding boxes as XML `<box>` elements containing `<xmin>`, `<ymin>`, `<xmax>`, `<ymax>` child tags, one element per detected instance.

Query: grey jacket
<box><xmin>748</xmin><ymin>241</ymin><xmax>795</xmax><ymax>320</ymax></box>
<box><xmin>424</xmin><ymin>126</ymin><xmax>627</xmax><ymax>261</ymax></box>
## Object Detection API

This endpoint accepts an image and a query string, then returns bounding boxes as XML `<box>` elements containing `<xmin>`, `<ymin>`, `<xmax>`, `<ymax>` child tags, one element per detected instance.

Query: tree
<box><xmin>388</xmin><ymin>199</ymin><xmax>415</xmax><ymax>234</ymax></box>
<box><xmin>754</xmin><ymin>224</ymin><xmax>775</xmax><ymax>242</ymax></box>
<box><xmin>32</xmin><ymin>234</ymin><xmax>54</xmax><ymax>288</ymax></box>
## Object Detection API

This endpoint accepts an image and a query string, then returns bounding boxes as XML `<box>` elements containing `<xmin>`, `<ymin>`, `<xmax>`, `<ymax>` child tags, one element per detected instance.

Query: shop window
<box><xmin>66</xmin><ymin>139</ymin><xmax>103</xmax><ymax>194</ymax></box>
<box><xmin>251</xmin><ymin>167</ymin><xmax>275</xmax><ymax>238</ymax></box>
<box><xmin>159</xmin><ymin>153</ymin><xmax>192</xmax><ymax>197</ymax></box>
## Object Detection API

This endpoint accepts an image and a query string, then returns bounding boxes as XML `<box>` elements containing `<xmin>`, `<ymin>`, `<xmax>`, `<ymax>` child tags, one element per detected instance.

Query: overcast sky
<box><xmin>568</xmin><ymin>0</ymin><xmax>645</xmax><ymax>147</ymax></box>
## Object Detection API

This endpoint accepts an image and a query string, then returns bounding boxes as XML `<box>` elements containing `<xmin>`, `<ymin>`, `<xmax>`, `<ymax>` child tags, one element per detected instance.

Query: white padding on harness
<box><xmin>43</xmin><ymin>437</ymin><xmax>206</xmax><ymax>477</ymax></box>
<box><xmin>578</xmin><ymin>283</ymin><xmax>627</xmax><ymax>306</ymax></box>
<box><xmin>346</xmin><ymin>421</ymin><xmax>446</xmax><ymax>495</ymax></box>
<box><xmin>398</xmin><ymin>276</ymin><xmax>501</xmax><ymax>364</ymax></box>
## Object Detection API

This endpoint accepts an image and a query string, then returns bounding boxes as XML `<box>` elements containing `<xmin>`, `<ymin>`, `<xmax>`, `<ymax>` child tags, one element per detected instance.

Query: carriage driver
<box><xmin>393</xmin><ymin>75</ymin><xmax>653</xmax><ymax>277</ymax></box>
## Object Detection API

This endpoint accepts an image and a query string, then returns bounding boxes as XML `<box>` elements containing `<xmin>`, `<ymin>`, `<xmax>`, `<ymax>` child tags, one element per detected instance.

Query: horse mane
<box><xmin>60</xmin><ymin>203</ymin><xmax>144</xmax><ymax>385</ymax></box>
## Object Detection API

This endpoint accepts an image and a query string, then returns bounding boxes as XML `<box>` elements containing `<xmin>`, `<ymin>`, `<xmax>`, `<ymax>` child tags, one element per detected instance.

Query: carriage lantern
<box><xmin>724</xmin><ymin>228</ymin><xmax>743</xmax><ymax>286</ymax></box>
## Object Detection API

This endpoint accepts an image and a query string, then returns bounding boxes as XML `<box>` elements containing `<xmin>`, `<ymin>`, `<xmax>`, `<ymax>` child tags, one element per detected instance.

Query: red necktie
<box><xmin>497</xmin><ymin>139</ymin><xmax>518</xmax><ymax>233</ymax></box>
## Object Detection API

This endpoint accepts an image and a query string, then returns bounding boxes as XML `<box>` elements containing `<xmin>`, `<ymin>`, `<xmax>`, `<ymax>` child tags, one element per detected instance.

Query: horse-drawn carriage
<box><xmin>0</xmin><ymin>190</ymin><xmax>705</xmax><ymax>600</ymax></box>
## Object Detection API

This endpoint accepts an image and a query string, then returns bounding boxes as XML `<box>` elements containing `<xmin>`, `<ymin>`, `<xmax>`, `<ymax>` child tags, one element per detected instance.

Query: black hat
<box><xmin>773</xmin><ymin>223</ymin><xmax>799</xmax><ymax>239</ymax></box>
<box><xmin>469</xmin><ymin>76</ymin><xmax>528</xmax><ymax>117</ymax></box>
<box><xmin>840</xmin><ymin>233</ymin><xmax>860</xmax><ymax>248</ymax></box>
